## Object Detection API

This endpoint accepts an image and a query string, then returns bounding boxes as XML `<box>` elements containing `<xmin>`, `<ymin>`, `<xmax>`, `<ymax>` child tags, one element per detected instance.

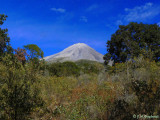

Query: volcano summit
<box><xmin>44</xmin><ymin>43</ymin><xmax>104</xmax><ymax>63</ymax></box>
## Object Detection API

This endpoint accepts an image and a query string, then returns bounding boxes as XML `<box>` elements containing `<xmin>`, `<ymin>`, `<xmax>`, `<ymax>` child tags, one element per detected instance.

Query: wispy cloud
<box><xmin>86</xmin><ymin>4</ymin><xmax>98</xmax><ymax>11</ymax></box>
<box><xmin>80</xmin><ymin>16</ymin><xmax>88</xmax><ymax>22</ymax></box>
<box><xmin>124</xmin><ymin>3</ymin><xmax>160</xmax><ymax>22</ymax></box>
<box><xmin>116</xmin><ymin>20</ymin><xmax>123</xmax><ymax>26</ymax></box>
<box><xmin>51</xmin><ymin>8</ymin><xmax>66</xmax><ymax>13</ymax></box>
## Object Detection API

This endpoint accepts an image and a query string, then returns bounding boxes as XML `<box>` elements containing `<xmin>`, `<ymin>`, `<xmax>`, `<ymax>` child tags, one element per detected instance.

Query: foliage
<box><xmin>23</xmin><ymin>44</ymin><xmax>46</xmax><ymax>71</ymax></box>
<box><xmin>35</xmin><ymin>72</ymin><xmax>120</xmax><ymax>120</ymax></box>
<box><xmin>47</xmin><ymin>61</ymin><xmax>80</xmax><ymax>77</ymax></box>
<box><xmin>47</xmin><ymin>60</ymin><xmax>105</xmax><ymax>77</ymax></box>
<box><xmin>24</xmin><ymin>44</ymin><xmax>44</xmax><ymax>59</ymax></box>
<box><xmin>0</xmin><ymin>14</ymin><xmax>13</xmax><ymax>58</ymax></box>
<box><xmin>1</xmin><ymin>14</ymin><xmax>160</xmax><ymax>119</ymax></box>
<box><xmin>106</xmin><ymin>56</ymin><xmax>160</xmax><ymax>120</ymax></box>
<box><xmin>108</xmin><ymin>79</ymin><xmax>160</xmax><ymax>120</ymax></box>
<box><xmin>104</xmin><ymin>22</ymin><xmax>160</xmax><ymax>64</ymax></box>
<box><xmin>0</xmin><ymin>54</ymin><xmax>44</xmax><ymax>120</ymax></box>
<box><xmin>25</xmin><ymin>54</ymin><xmax>160</xmax><ymax>120</ymax></box>
<box><xmin>76</xmin><ymin>60</ymin><xmax>104</xmax><ymax>74</ymax></box>
<box><xmin>0</xmin><ymin>14</ymin><xmax>45</xmax><ymax>120</ymax></box>
<box><xmin>14</xmin><ymin>47</ymin><xmax>29</xmax><ymax>65</ymax></box>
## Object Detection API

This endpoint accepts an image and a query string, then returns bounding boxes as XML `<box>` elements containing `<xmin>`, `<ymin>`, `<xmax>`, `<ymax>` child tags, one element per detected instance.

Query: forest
<box><xmin>0</xmin><ymin>14</ymin><xmax>160</xmax><ymax>120</ymax></box>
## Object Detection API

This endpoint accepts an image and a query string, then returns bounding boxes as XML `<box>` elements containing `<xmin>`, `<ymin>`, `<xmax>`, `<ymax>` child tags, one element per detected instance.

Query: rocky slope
<box><xmin>44</xmin><ymin>43</ymin><xmax>104</xmax><ymax>63</ymax></box>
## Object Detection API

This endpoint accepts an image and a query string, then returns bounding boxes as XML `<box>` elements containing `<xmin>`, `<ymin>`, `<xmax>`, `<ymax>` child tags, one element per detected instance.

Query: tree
<box><xmin>0</xmin><ymin>15</ymin><xmax>44</xmax><ymax>120</ymax></box>
<box><xmin>14</xmin><ymin>47</ymin><xmax>29</xmax><ymax>65</ymax></box>
<box><xmin>0</xmin><ymin>54</ymin><xmax>44</xmax><ymax>120</ymax></box>
<box><xmin>48</xmin><ymin>61</ymin><xmax>80</xmax><ymax>77</ymax></box>
<box><xmin>0</xmin><ymin>14</ymin><xmax>13</xmax><ymax>57</ymax></box>
<box><xmin>24</xmin><ymin>44</ymin><xmax>44</xmax><ymax>60</ymax></box>
<box><xmin>104</xmin><ymin>22</ymin><xmax>160</xmax><ymax>64</ymax></box>
<box><xmin>24</xmin><ymin>44</ymin><xmax>44</xmax><ymax>71</ymax></box>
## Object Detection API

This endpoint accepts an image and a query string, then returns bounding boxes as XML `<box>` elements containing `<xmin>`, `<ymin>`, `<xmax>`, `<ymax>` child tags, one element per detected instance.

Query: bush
<box><xmin>47</xmin><ymin>61</ymin><xmax>80</xmax><ymax>77</ymax></box>
<box><xmin>76</xmin><ymin>60</ymin><xmax>104</xmax><ymax>74</ymax></box>
<box><xmin>0</xmin><ymin>54</ymin><xmax>44</xmax><ymax>120</ymax></box>
<box><xmin>105</xmin><ymin>55</ymin><xmax>160</xmax><ymax>119</ymax></box>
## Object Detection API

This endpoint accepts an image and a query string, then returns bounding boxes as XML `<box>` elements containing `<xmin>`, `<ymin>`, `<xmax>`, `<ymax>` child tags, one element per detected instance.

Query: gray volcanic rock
<box><xmin>44</xmin><ymin>43</ymin><xmax>104</xmax><ymax>63</ymax></box>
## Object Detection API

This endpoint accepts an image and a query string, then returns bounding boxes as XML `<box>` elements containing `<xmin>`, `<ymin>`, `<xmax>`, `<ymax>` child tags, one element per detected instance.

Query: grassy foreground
<box><xmin>0</xmin><ymin>56</ymin><xmax>160</xmax><ymax>120</ymax></box>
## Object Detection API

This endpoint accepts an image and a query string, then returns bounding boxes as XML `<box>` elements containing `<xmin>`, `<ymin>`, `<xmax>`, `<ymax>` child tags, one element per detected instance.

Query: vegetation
<box><xmin>104</xmin><ymin>22</ymin><xmax>160</xmax><ymax>64</ymax></box>
<box><xmin>106</xmin><ymin>56</ymin><xmax>160</xmax><ymax>119</ymax></box>
<box><xmin>75</xmin><ymin>60</ymin><xmax>104</xmax><ymax>74</ymax></box>
<box><xmin>0</xmin><ymin>14</ymin><xmax>44</xmax><ymax>120</ymax></box>
<box><xmin>24</xmin><ymin>44</ymin><xmax>44</xmax><ymax>59</ymax></box>
<box><xmin>47</xmin><ymin>61</ymin><xmax>80</xmax><ymax>77</ymax></box>
<box><xmin>0</xmin><ymin>15</ymin><xmax>160</xmax><ymax>120</ymax></box>
<box><xmin>0</xmin><ymin>14</ymin><xmax>13</xmax><ymax>58</ymax></box>
<box><xmin>47</xmin><ymin>60</ymin><xmax>105</xmax><ymax>77</ymax></box>
<box><xmin>0</xmin><ymin>55</ymin><xmax>43</xmax><ymax>120</ymax></box>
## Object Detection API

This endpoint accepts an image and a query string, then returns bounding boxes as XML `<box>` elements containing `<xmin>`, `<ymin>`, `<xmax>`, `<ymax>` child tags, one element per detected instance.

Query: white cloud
<box><xmin>86</xmin><ymin>4</ymin><xmax>98</xmax><ymax>11</ymax></box>
<box><xmin>51</xmin><ymin>8</ymin><xmax>66</xmax><ymax>13</ymax></box>
<box><xmin>124</xmin><ymin>3</ymin><xmax>153</xmax><ymax>12</ymax></box>
<box><xmin>80</xmin><ymin>16</ymin><xmax>88</xmax><ymax>22</ymax></box>
<box><xmin>124</xmin><ymin>3</ymin><xmax>160</xmax><ymax>22</ymax></box>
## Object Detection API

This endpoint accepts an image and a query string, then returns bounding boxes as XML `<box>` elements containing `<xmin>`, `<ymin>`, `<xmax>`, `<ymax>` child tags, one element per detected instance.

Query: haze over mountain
<box><xmin>44</xmin><ymin>43</ymin><xmax>104</xmax><ymax>63</ymax></box>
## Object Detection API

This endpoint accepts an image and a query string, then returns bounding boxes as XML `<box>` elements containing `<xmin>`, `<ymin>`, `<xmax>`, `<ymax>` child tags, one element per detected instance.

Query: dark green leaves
<box><xmin>104</xmin><ymin>22</ymin><xmax>160</xmax><ymax>64</ymax></box>
<box><xmin>24</xmin><ymin>44</ymin><xmax>44</xmax><ymax>59</ymax></box>
<box><xmin>0</xmin><ymin>14</ymin><xmax>13</xmax><ymax>57</ymax></box>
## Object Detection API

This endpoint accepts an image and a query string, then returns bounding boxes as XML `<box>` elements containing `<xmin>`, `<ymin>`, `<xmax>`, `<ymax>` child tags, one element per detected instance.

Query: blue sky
<box><xmin>1</xmin><ymin>0</ymin><xmax>160</xmax><ymax>56</ymax></box>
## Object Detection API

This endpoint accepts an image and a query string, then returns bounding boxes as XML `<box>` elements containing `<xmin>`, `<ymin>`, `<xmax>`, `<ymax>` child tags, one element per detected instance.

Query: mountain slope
<box><xmin>44</xmin><ymin>43</ymin><xmax>104</xmax><ymax>63</ymax></box>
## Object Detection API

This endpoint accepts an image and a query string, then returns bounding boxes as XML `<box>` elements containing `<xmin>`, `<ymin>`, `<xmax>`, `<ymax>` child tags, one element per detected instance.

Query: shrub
<box><xmin>105</xmin><ymin>55</ymin><xmax>160</xmax><ymax>119</ymax></box>
<box><xmin>47</xmin><ymin>61</ymin><xmax>80</xmax><ymax>77</ymax></box>
<box><xmin>76</xmin><ymin>61</ymin><xmax>104</xmax><ymax>74</ymax></box>
<box><xmin>0</xmin><ymin>54</ymin><xmax>44</xmax><ymax>120</ymax></box>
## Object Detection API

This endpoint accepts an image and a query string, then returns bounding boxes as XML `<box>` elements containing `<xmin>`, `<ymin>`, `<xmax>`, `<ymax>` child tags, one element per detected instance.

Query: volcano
<box><xmin>44</xmin><ymin>43</ymin><xmax>104</xmax><ymax>63</ymax></box>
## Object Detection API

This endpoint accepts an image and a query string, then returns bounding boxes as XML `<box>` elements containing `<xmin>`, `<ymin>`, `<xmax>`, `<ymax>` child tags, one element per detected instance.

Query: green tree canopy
<box><xmin>0</xmin><ymin>14</ymin><xmax>12</xmax><ymax>57</ymax></box>
<box><xmin>0</xmin><ymin>54</ymin><xmax>44</xmax><ymax>120</ymax></box>
<box><xmin>48</xmin><ymin>61</ymin><xmax>80</xmax><ymax>77</ymax></box>
<box><xmin>104</xmin><ymin>22</ymin><xmax>160</xmax><ymax>64</ymax></box>
<box><xmin>24</xmin><ymin>44</ymin><xmax>44</xmax><ymax>59</ymax></box>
